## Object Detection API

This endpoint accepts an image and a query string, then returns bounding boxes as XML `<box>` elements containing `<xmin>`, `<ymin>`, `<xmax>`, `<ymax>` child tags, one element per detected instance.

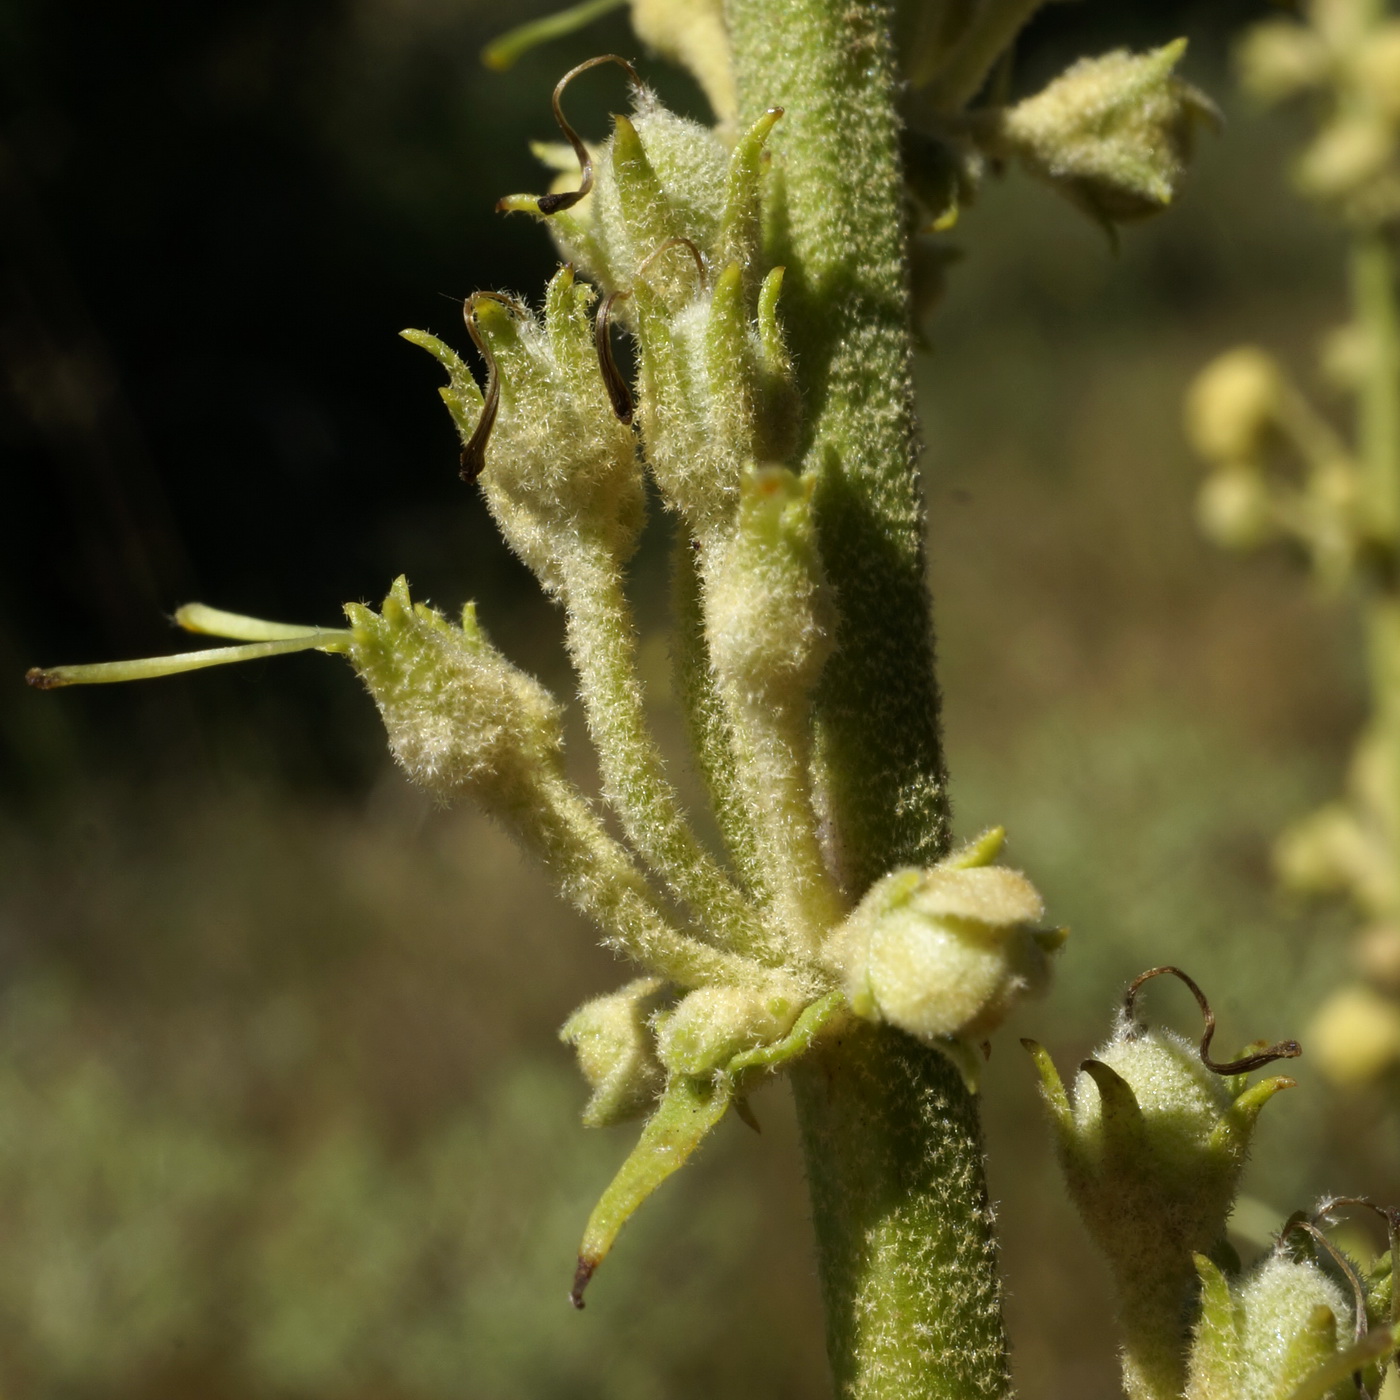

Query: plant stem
<box><xmin>791</xmin><ymin>1022</ymin><xmax>1011</xmax><ymax>1400</ymax></box>
<box><xmin>724</xmin><ymin>4</ymin><xmax>1009</xmax><ymax>1395</ymax></box>
<box><xmin>726</xmin><ymin>0</ymin><xmax>951</xmax><ymax>898</ymax></box>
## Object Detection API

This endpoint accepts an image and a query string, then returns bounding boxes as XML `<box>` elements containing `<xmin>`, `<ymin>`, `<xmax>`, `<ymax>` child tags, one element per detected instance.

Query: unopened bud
<box><xmin>346</xmin><ymin>577</ymin><xmax>564</xmax><ymax>802</ymax></box>
<box><xmin>1309</xmin><ymin>984</ymin><xmax>1400</xmax><ymax>1086</ymax></box>
<box><xmin>1196</xmin><ymin>468</ymin><xmax>1276</xmax><ymax>550</ymax></box>
<box><xmin>561</xmin><ymin>978</ymin><xmax>667</xmax><ymax>1126</ymax></box>
<box><xmin>654</xmin><ymin>980</ymin><xmax>804</xmax><ymax>1076</ymax></box>
<box><xmin>1354</xmin><ymin>22</ymin><xmax>1400</xmax><ymax>124</ymax></box>
<box><xmin>706</xmin><ymin>466</ymin><xmax>834</xmax><ymax>705</ymax></box>
<box><xmin>836</xmin><ymin>848</ymin><xmax>1059</xmax><ymax>1045</ymax></box>
<box><xmin>1001</xmin><ymin>40</ymin><xmax>1219</xmax><ymax>227</ymax></box>
<box><xmin>1295</xmin><ymin>117</ymin><xmax>1395</xmax><ymax>204</ymax></box>
<box><xmin>1235</xmin><ymin>20</ymin><xmax>1331</xmax><ymax>104</ymax></box>
<box><xmin>1184</xmin><ymin>347</ymin><xmax>1284</xmax><ymax>463</ymax></box>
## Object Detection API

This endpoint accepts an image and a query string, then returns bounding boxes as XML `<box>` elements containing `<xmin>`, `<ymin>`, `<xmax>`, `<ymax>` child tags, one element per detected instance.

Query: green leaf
<box><xmin>572</xmin><ymin>1074</ymin><xmax>731</xmax><ymax>1306</ymax></box>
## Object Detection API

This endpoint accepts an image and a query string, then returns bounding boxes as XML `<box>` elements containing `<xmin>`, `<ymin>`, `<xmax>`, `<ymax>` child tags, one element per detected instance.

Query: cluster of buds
<box><xmin>1237</xmin><ymin>0</ymin><xmax>1400</xmax><ymax>227</ymax></box>
<box><xmin>1183</xmin><ymin>345</ymin><xmax>1362</xmax><ymax>579</ymax></box>
<box><xmin>1186</xmin><ymin>0</ymin><xmax>1400</xmax><ymax>1089</ymax></box>
<box><xmin>1027</xmin><ymin>968</ymin><xmax>1398</xmax><ymax>1400</ymax></box>
<box><xmin>27</xmin><ymin>50</ymin><xmax>1065</xmax><ymax>1301</ymax></box>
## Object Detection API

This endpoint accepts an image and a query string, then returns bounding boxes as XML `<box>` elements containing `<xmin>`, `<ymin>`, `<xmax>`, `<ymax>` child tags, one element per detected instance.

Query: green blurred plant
<box><xmin>1186</xmin><ymin>0</ymin><xmax>1400</xmax><ymax>1089</ymax></box>
<box><xmin>26</xmin><ymin>1</ymin><xmax>1400</xmax><ymax>1397</ymax></box>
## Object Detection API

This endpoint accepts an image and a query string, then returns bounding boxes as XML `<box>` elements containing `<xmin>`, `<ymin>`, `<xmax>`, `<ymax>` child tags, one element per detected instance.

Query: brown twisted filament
<box><xmin>1123</xmin><ymin>965</ymin><xmax>1302</xmax><ymax>1075</ymax></box>
<box><xmin>637</xmin><ymin>236</ymin><xmax>708</xmax><ymax>289</ymax></box>
<box><xmin>500</xmin><ymin>54</ymin><xmax>642</xmax><ymax>218</ymax></box>
<box><xmin>459</xmin><ymin>290</ymin><xmax>527</xmax><ymax>483</ymax></box>
<box><xmin>594</xmin><ymin>290</ymin><xmax>634</xmax><ymax>424</ymax></box>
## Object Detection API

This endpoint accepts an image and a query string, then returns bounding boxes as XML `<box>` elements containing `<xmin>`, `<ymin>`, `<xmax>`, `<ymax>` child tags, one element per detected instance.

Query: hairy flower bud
<box><xmin>834</xmin><ymin>833</ymin><xmax>1059</xmax><ymax>1048</ymax></box>
<box><xmin>653</xmin><ymin>980</ymin><xmax>804</xmax><ymax>1076</ymax></box>
<box><xmin>1184</xmin><ymin>347</ymin><xmax>1285</xmax><ymax>464</ymax></box>
<box><xmin>1027</xmin><ymin>971</ymin><xmax>1298</xmax><ymax>1400</ymax></box>
<box><xmin>1309</xmin><ymin>984</ymin><xmax>1400</xmax><ymax>1085</ymax></box>
<box><xmin>1187</xmin><ymin>1250</ymin><xmax>1357</xmax><ymax>1400</ymax></box>
<box><xmin>1235</xmin><ymin>20</ymin><xmax>1331</xmax><ymax>105</ymax></box>
<box><xmin>706</xmin><ymin>466</ymin><xmax>833</xmax><ymax>705</ymax></box>
<box><xmin>1000</xmin><ymin>40</ymin><xmax>1219</xmax><ymax>228</ymax></box>
<box><xmin>561</xmin><ymin>978</ymin><xmax>668</xmax><ymax>1126</ymax></box>
<box><xmin>346</xmin><ymin>577</ymin><xmax>564</xmax><ymax>802</ymax></box>
<box><xmin>1196</xmin><ymin>468</ymin><xmax>1276</xmax><ymax>550</ymax></box>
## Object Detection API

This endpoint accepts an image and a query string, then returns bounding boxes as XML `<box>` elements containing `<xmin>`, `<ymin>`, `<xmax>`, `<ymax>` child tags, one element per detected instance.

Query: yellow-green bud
<box><xmin>1000</xmin><ymin>40</ymin><xmax>1219</xmax><ymax>228</ymax></box>
<box><xmin>706</xmin><ymin>466</ymin><xmax>834</xmax><ymax>705</ymax></box>
<box><xmin>1309</xmin><ymin>984</ymin><xmax>1400</xmax><ymax>1086</ymax></box>
<box><xmin>653</xmin><ymin>980</ymin><xmax>804</xmax><ymax>1076</ymax></box>
<box><xmin>1196</xmin><ymin>467</ymin><xmax>1276</xmax><ymax>550</ymax></box>
<box><xmin>1184</xmin><ymin>347</ymin><xmax>1284</xmax><ymax>464</ymax></box>
<box><xmin>1273</xmin><ymin>801</ymin><xmax>1375</xmax><ymax>900</ymax></box>
<box><xmin>1356</xmin><ymin>923</ymin><xmax>1400</xmax><ymax>990</ymax></box>
<box><xmin>1295</xmin><ymin>117</ymin><xmax>1396</xmax><ymax>204</ymax></box>
<box><xmin>561</xmin><ymin>978</ymin><xmax>667</xmax><ymax>1126</ymax></box>
<box><xmin>1235</xmin><ymin>20</ymin><xmax>1331</xmax><ymax>105</ymax></box>
<box><xmin>1027</xmin><ymin>981</ymin><xmax>1296</xmax><ymax>1395</ymax></box>
<box><xmin>466</xmin><ymin>271</ymin><xmax>645</xmax><ymax>592</ymax></box>
<box><xmin>346</xmin><ymin>577</ymin><xmax>563</xmax><ymax>802</ymax></box>
<box><xmin>630</xmin><ymin>0</ymin><xmax>736</xmax><ymax>126</ymax></box>
<box><xmin>836</xmin><ymin>855</ymin><xmax>1058</xmax><ymax>1044</ymax></box>
<box><xmin>1238</xmin><ymin>1253</ymin><xmax>1353</xmax><ymax>1399</ymax></box>
<box><xmin>1354</xmin><ymin>23</ymin><xmax>1400</xmax><ymax>124</ymax></box>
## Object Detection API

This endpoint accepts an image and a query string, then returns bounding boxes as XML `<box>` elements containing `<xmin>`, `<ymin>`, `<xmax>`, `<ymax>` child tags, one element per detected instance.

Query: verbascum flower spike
<box><xmin>832</xmin><ymin>827</ymin><xmax>1062</xmax><ymax>1085</ymax></box>
<box><xmin>996</xmin><ymin>40</ymin><xmax>1220</xmax><ymax>234</ymax></box>
<box><xmin>1024</xmin><ymin>966</ymin><xmax>1301</xmax><ymax>1400</ymax></box>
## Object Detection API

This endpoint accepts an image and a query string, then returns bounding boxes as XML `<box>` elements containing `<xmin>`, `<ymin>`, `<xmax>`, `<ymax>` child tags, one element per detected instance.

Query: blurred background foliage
<box><xmin>2</xmin><ymin>0</ymin><xmax>1396</xmax><ymax>1396</ymax></box>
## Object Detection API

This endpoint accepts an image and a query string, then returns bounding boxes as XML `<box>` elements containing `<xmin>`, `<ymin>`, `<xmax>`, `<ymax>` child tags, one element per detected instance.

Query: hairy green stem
<box><xmin>561</xmin><ymin>548</ymin><xmax>765</xmax><ymax>950</ymax></box>
<box><xmin>725</xmin><ymin>3</ymin><xmax>1008</xmax><ymax>1396</ymax></box>
<box><xmin>727</xmin><ymin>0</ymin><xmax>951</xmax><ymax>897</ymax></box>
<box><xmin>792</xmin><ymin>1023</ymin><xmax>1011</xmax><ymax>1400</ymax></box>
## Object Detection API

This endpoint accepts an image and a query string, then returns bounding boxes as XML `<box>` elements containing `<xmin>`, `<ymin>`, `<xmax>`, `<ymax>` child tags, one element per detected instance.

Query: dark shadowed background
<box><xmin>3</xmin><ymin>2</ymin><xmax>1395</xmax><ymax>1398</ymax></box>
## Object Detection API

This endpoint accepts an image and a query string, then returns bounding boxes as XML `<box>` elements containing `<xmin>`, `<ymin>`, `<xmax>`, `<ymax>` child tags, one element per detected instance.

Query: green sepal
<box><xmin>1283</xmin><ymin>1325</ymin><xmax>1400</xmax><ymax>1400</ymax></box>
<box><xmin>572</xmin><ymin>1073</ymin><xmax>732</xmax><ymax>1306</ymax></box>
<box><xmin>1079</xmin><ymin>1057</ymin><xmax>1148</xmax><ymax>1148</ymax></box>
<box><xmin>704</xmin><ymin>261</ymin><xmax>755</xmax><ymax>463</ymax></box>
<box><xmin>945</xmin><ymin>826</ymin><xmax>1007</xmax><ymax>870</ymax></box>
<box><xmin>720</xmin><ymin>105</ymin><xmax>783</xmax><ymax>273</ymax></box>
<box><xmin>1020</xmin><ymin>1037</ymin><xmax>1073</xmax><ymax>1134</ymax></box>
<box><xmin>1208</xmin><ymin>1075</ymin><xmax>1297</xmax><ymax>1155</ymax></box>
<box><xmin>401</xmin><ymin>329</ymin><xmax>485</xmax><ymax>447</ymax></box>
<box><xmin>725</xmin><ymin>990</ymin><xmax>846</xmax><ymax>1076</ymax></box>
<box><xmin>1186</xmin><ymin>1252</ymin><xmax>1245</xmax><ymax>1400</ymax></box>
<box><xmin>610</xmin><ymin>115</ymin><xmax>680</xmax><ymax>290</ymax></box>
<box><xmin>754</xmin><ymin>265</ymin><xmax>800</xmax><ymax>464</ymax></box>
<box><xmin>543</xmin><ymin>263</ymin><xmax>599</xmax><ymax>385</ymax></box>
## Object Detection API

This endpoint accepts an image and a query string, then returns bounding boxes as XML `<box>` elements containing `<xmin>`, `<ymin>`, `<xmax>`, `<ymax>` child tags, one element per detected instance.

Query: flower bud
<box><xmin>560</xmin><ymin>978</ymin><xmax>667</xmax><ymax>1126</ymax></box>
<box><xmin>1235</xmin><ymin>20</ymin><xmax>1331</xmax><ymax>105</ymax></box>
<box><xmin>653</xmin><ymin>980</ymin><xmax>804</xmax><ymax>1076</ymax></box>
<box><xmin>1000</xmin><ymin>40</ymin><xmax>1220</xmax><ymax>228</ymax></box>
<box><xmin>1027</xmin><ymin>973</ymin><xmax>1296</xmax><ymax>1398</ymax></box>
<box><xmin>346</xmin><ymin>577</ymin><xmax>564</xmax><ymax>802</ymax></box>
<box><xmin>1356</xmin><ymin>923</ymin><xmax>1400</xmax><ymax>990</ymax></box>
<box><xmin>1309</xmin><ymin>984</ymin><xmax>1400</xmax><ymax>1086</ymax></box>
<box><xmin>836</xmin><ymin>841</ymin><xmax>1059</xmax><ymax>1045</ymax></box>
<box><xmin>1295</xmin><ymin>117</ymin><xmax>1396</xmax><ymax>205</ymax></box>
<box><xmin>1184</xmin><ymin>347</ymin><xmax>1284</xmax><ymax>464</ymax></box>
<box><xmin>706</xmin><ymin>466</ymin><xmax>834</xmax><ymax>706</ymax></box>
<box><xmin>460</xmin><ymin>271</ymin><xmax>646</xmax><ymax>592</ymax></box>
<box><xmin>630</xmin><ymin>0</ymin><xmax>735</xmax><ymax>126</ymax></box>
<box><xmin>1354</xmin><ymin>22</ymin><xmax>1400</xmax><ymax>123</ymax></box>
<box><xmin>1273</xmin><ymin>801</ymin><xmax>1378</xmax><ymax>901</ymax></box>
<box><xmin>1196</xmin><ymin>468</ymin><xmax>1276</xmax><ymax>550</ymax></box>
<box><xmin>1187</xmin><ymin>1250</ymin><xmax>1355</xmax><ymax>1400</ymax></box>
